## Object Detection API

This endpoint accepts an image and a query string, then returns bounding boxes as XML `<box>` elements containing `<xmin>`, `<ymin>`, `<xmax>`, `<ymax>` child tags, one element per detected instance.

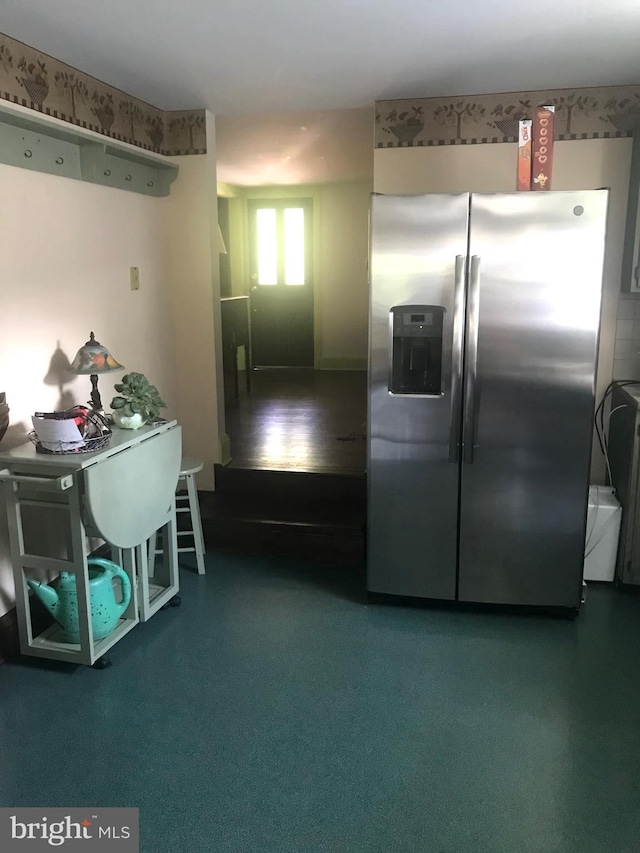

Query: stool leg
<box><xmin>185</xmin><ymin>472</ymin><xmax>206</xmax><ymax>575</ymax></box>
<box><xmin>148</xmin><ymin>530</ymin><xmax>157</xmax><ymax>578</ymax></box>
<box><xmin>134</xmin><ymin>543</ymin><xmax>149</xmax><ymax>622</ymax></box>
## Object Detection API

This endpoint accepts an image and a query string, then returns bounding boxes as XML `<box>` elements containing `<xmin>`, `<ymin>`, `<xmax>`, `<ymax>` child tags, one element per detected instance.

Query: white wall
<box><xmin>374</xmin><ymin>138</ymin><xmax>633</xmax><ymax>481</ymax></box>
<box><xmin>164</xmin><ymin>142</ymin><xmax>224</xmax><ymax>480</ymax></box>
<box><xmin>317</xmin><ymin>181</ymin><xmax>371</xmax><ymax>367</ymax></box>
<box><xmin>0</xmin><ymin>114</ymin><xmax>222</xmax><ymax>618</ymax></box>
<box><xmin>216</xmin><ymin>108</ymin><xmax>374</xmax><ymax>186</ymax></box>
<box><xmin>0</xmin><ymin>164</ymin><xmax>177</xmax><ymax>616</ymax></box>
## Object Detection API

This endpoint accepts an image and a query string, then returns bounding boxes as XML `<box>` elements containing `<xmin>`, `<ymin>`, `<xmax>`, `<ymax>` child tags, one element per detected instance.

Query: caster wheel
<box><xmin>170</xmin><ymin>595</ymin><xmax>181</xmax><ymax>607</ymax></box>
<box><xmin>92</xmin><ymin>657</ymin><xmax>112</xmax><ymax>669</ymax></box>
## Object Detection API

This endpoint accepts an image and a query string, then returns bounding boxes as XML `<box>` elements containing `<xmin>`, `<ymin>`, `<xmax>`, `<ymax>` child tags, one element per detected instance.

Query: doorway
<box><xmin>248</xmin><ymin>198</ymin><xmax>314</xmax><ymax>367</ymax></box>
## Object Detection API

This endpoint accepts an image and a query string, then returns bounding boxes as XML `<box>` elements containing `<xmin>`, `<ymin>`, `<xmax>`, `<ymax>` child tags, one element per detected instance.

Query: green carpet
<box><xmin>1</xmin><ymin>553</ymin><xmax>639</xmax><ymax>852</ymax></box>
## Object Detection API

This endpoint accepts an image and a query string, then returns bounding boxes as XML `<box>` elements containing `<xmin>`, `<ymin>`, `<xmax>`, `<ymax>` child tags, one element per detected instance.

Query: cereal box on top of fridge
<box><xmin>517</xmin><ymin>120</ymin><xmax>532</xmax><ymax>191</ymax></box>
<box><xmin>532</xmin><ymin>106</ymin><xmax>555</xmax><ymax>191</ymax></box>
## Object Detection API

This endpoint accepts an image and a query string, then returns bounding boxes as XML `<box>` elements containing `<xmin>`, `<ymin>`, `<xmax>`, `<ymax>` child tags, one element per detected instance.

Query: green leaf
<box><xmin>111</xmin><ymin>371</ymin><xmax>166</xmax><ymax>416</ymax></box>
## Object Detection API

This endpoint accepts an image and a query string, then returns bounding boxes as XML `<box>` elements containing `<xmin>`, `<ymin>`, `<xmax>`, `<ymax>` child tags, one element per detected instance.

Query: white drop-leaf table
<box><xmin>0</xmin><ymin>420</ymin><xmax>182</xmax><ymax>666</ymax></box>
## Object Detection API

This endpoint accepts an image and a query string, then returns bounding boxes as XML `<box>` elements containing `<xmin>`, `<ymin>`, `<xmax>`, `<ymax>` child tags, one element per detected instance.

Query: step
<box><xmin>213</xmin><ymin>464</ymin><xmax>366</xmax><ymax>503</ymax></box>
<box><xmin>203</xmin><ymin>466</ymin><xmax>366</xmax><ymax>560</ymax></box>
<box><xmin>203</xmin><ymin>518</ymin><xmax>366</xmax><ymax>561</ymax></box>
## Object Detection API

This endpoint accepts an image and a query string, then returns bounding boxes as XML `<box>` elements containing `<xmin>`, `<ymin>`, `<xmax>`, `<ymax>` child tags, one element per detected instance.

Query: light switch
<box><xmin>130</xmin><ymin>267</ymin><xmax>140</xmax><ymax>291</ymax></box>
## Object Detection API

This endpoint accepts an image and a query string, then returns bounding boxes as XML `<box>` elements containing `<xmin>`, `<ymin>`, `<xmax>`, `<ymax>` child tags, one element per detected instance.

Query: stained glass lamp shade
<box><xmin>69</xmin><ymin>332</ymin><xmax>124</xmax><ymax>411</ymax></box>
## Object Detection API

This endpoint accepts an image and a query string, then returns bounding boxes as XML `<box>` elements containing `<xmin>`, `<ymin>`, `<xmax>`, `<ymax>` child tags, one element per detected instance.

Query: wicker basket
<box><xmin>30</xmin><ymin>409</ymin><xmax>111</xmax><ymax>455</ymax></box>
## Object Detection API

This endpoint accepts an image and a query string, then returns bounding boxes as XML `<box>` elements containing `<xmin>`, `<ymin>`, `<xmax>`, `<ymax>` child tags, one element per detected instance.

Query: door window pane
<box><xmin>257</xmin><ymin>209</ymin><xmax>277</xmax><ymax>285</ymax></box>
<box><xmin>284</xmin><ymin>208</ymin><xmax>305</xmax><ymax>285</ymax></box>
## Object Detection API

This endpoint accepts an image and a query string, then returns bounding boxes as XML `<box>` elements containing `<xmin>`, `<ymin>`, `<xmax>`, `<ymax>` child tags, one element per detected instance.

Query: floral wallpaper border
<box><xmin>0</xmin><ymin>32</ymin><xmax>206</xmax><ymax>156</ymax></box>
<box><xmin>376</xmin><ymin>85</ymin><xmax>640</xmax><ymax>148</ymax></box>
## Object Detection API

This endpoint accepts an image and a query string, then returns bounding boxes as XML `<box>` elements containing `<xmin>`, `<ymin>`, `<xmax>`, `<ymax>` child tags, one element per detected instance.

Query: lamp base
<box><xmin>88</xmin><ymin>374</ymin><xmax>103</xmax><ymax>412</ymax></box>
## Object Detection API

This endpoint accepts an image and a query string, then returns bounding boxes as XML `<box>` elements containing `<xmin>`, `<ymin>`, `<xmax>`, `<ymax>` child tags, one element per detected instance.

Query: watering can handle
<box><xmin>87</xmin><ymin>557</ymin><xmax>132</xmax><ymax>617</ymax></box>
<box><xmin>111</xmin><ymin>565</ymin><xmax>131</xmax><ymax>616</ymax></box>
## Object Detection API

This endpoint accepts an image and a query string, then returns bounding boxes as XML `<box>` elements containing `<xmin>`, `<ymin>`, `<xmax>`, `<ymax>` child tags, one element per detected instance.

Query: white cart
<box><xmin>0</xmin><ymin>421</ymin><xmax>181</xmax><ymax>667</ymax></box>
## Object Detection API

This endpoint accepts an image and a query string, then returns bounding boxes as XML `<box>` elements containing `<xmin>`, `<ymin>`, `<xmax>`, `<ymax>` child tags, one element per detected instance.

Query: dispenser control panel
<box><xmin>389</xmin><ymin>305</ymin><xmax>444</xmax><ymax>395</ymax></box>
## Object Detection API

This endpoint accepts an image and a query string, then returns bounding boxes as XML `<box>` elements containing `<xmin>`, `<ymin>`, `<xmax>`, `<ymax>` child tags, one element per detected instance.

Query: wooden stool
<box><xmin>148</xmin><ymin>456</ymin><xmax>206</xmax><ymax>576</ymax></box>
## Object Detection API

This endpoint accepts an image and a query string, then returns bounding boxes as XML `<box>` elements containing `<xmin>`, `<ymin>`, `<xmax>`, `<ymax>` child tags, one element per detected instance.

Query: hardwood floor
<box><xmin>204</xmin><ymin>368</ymin><xmax>368</xmax><ymax>559</ymax></box>
<box><xmin>224</xmin><ymin>368</ymin><xmax>367</xmax><ymax>474</ymax></box>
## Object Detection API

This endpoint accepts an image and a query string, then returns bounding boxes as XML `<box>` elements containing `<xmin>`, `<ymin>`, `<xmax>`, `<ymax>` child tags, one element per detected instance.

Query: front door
<box><xmin>248</xmin><ymin>198</ymin><xmax>314</xmax><ymax>367</ymax></box>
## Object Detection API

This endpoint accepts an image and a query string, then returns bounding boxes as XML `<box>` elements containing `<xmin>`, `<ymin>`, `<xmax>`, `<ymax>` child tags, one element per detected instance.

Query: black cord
<box><xmin>594</xmin><ymin>380</ymin><xmax>640</xmax><ymax>483</ymax></box>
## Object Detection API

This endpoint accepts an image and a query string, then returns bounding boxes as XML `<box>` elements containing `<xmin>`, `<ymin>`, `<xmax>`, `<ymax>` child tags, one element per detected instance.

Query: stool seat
<box><xmin>148</xmin><ymin>456</ymin><xmax>206</xmax><ymax>576</ymax></box>
<box><xmin>180</xmin><ymin>456</ymin><xmax>204</xmax><ymax>477</ymax></box>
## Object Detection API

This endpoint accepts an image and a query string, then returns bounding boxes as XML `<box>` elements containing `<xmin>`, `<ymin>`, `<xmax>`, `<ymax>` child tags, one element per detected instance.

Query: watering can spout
<box><xmin>26</xmin><ymin>578</ymin><xmax>59</xmax><ymax>618</ymax></box>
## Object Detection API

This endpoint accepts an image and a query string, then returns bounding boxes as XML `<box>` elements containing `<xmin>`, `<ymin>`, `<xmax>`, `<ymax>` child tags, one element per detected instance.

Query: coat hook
<box><xmin>147</xmin><ymin>181</ymin><xmax>154</xmax><ymax>187</ymax></box>
<box><xmin>24</xmin><ymin>149</ymin><xmax>32</xmax><ymax>158</ymax></box>
<box><xmin>104</xmin><ymin>169</ymin><xmax>111</xmax><ymax>176</ymax></box>
<box><xmin>125</xmin><ymin>174</ymin><xmax>132</xmax><ymax>181</ymax></box>
<box><xmin>55</xmin><ymin>157</ymin><xmax>64</xmax><ymax>165</ymax></box>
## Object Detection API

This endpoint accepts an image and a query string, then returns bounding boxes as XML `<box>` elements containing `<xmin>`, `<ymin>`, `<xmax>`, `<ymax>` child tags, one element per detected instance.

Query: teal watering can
<box><xmin>27</xmin><ymin>557</ymin><xmax>131</xmax><ymax>643</ymax></box>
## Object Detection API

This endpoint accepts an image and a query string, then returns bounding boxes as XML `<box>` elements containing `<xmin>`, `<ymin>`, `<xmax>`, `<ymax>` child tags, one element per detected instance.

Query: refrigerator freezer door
<box><xmin>367</xmin><ymin>193</ymin><xmax>469</xmax><ymax>599</ymax></box>
<box><xmin>458</xmin><ymin>191</ymin><xmax>608</xmax><ymax>607</ymax></box>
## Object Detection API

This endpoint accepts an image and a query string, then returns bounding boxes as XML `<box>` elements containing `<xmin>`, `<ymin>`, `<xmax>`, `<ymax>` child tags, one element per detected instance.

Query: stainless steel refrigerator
<box><xmin>367</xmin><ymin>191</ymin><xmax>609</xmax><ymax>610</ymax></box>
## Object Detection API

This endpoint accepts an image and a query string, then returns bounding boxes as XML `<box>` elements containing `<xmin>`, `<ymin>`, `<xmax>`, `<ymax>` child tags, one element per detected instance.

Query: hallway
<box><xmin>224</xmin><ymin>368</ymin><xmax>367</xmax><ymax>474</ymax></box>
<box><xmin>211</xmin><ymin>368</ymin><xmax>367</xmax><ymax>558</ymax></box>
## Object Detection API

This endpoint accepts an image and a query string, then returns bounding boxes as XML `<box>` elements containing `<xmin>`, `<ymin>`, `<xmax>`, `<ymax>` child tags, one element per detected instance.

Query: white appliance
<box><xmin>584</xmin><ymin>486</ymin><xmax>622</xmax><ymax>582</ymax></box>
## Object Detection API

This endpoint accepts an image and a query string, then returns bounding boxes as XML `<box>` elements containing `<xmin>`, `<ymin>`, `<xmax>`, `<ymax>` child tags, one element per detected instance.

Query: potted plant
<box><xmin>110</xmin><ymin>372</ymin><xmax>166</xmax><ymax>430</ymax></box>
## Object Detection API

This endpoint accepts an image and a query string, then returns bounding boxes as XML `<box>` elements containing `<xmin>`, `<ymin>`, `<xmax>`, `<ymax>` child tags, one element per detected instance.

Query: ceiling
<box><xmin>2</xmin><ymin>1</ymin><xmax>639</xmax><ymax>116</ymax></box>
<box><xmin>3</xmin><ymin>1</ymin><xmax>639</xmax><ymax>187</ymax></box>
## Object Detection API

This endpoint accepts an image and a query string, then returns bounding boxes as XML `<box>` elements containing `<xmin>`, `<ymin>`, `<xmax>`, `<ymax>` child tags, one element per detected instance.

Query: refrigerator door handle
<box><xmin>463</xmin><ymin>254</ymin><xmax>481</xmax><ymax>464</ymax></box>
<box><xmin>449</xmin><ymin>254</ymin><xmax>466</xmax><ymax>463</ymax></box>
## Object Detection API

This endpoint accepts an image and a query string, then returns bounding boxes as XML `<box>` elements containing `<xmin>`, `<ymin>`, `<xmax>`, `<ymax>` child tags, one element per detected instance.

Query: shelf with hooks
<box><xmin>0</xmin><ymin>100</ymin><xmax>179</xmax><ymax>197</ymax></box>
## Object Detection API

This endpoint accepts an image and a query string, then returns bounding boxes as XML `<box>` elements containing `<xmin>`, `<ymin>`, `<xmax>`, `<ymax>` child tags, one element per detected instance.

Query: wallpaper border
<box><xmin>375</xmin><ymin>85</ymin><xmax>640</xmax><ymax>148</ymax></box>
<box><xmin>0</xmin><ymin>32</ymin><xmax>206</xmax><ymax>156</ymax></box>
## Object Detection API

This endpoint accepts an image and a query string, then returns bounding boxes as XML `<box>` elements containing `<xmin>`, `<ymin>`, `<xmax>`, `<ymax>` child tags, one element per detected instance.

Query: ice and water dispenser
<box><xmin>389</xmin><ymin>306</ymin><xmax>444</xmax><ymax>395</ymax></box>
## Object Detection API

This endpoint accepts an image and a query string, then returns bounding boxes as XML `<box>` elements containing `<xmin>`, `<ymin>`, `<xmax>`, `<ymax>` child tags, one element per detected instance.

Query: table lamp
<box><xmin>69</xmin><ymin>332</ymin><xmax>124</xmax><ymax>412</ymax></box>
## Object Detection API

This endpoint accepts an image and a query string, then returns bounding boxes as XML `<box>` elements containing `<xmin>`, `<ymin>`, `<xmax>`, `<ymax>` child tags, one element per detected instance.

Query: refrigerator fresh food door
<box><xmin>368</xmin><ymin>193</ymin><xmax>469</xmax><ymax>599</ymax></box>
<box><xmin>458</xmin><ymin>190</ymin><xmax>608</xmax><ymax>607</ymax></box>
